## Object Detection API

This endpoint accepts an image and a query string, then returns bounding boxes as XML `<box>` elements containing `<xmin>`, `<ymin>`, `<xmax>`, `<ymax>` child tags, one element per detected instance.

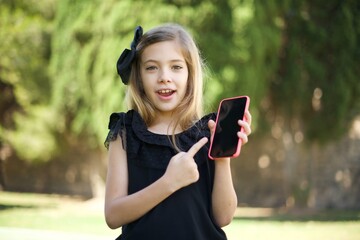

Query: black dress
<box><xmin>105</xmin><ymin>110</ymin><xmax>227</xmax><ymax>240</ymax></box>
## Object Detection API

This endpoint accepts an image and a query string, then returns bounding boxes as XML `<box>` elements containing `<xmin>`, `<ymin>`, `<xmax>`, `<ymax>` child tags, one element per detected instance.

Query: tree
<box><xmin>2</xmin><ymin>0</ymin><xmax>359</xmax><ymax>162</ymax></box>
<box><xmin>0</xmin><ymin>0</ymin><xmax>57</xmax><ymax>162</ymax></box>
<box><xmin>265</xmin><ymin>0</ymin><xmax>360</xmax><ymax>143</ymax></box>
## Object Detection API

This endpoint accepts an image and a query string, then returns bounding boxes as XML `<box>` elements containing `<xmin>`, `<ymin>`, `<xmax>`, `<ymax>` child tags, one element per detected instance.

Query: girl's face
<box><xmin>140</xmin><ymin>40</ymin><xmax>189</xmax><ymax>118</ymax></box>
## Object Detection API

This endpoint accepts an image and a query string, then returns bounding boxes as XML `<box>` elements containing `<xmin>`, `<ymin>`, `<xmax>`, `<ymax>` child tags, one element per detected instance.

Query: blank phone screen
<box><xmin>209</xmin><ymin>97</ymin><xmax>247</xmax><ymax>158</ymax></box>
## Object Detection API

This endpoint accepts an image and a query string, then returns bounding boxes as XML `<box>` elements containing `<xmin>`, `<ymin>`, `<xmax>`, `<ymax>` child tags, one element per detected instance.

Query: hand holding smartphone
<box><xmin>208</xmin><ymin>96</ymin><xmax>250</xmax><ymax>160</ymax></box>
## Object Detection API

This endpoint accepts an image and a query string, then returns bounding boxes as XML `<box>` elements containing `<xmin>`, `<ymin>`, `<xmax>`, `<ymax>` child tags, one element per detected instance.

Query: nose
<box><xmin>158</xmin><ymin>69</ymin><xmax>172</xmax><ymax>83</ymax></box>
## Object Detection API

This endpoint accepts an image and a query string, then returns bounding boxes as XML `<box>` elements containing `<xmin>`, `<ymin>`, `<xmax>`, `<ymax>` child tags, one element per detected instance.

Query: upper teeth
<box><xmin>158</xmin><ymin>90</ymin><xmax>173</xmax><ymax>94</ymax></box>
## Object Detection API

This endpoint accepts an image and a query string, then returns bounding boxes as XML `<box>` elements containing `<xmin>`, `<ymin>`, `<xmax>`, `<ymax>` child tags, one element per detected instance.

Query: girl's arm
<box><xmin>104</xmin><ymin>136</ymin><xmax>208</xmax><ymax>229</ymax></box>
<box><xmin>209</xmin><ymin>111</ymin><xmax>252</xmax><ymax>227</ymax></box>
<box><xmin>211</xmin><ymin>158</ymin><xmax>238</xmax><ymax>227</ymax></box>
<box><xmin>104</xmin><ymin>136</ymin><xmax>173</xmax><ymax>229</ymax></box>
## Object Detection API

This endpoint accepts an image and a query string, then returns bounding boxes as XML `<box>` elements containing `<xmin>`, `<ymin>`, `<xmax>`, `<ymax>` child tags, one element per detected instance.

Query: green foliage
<box><xmin>0</xmin><ymin>0</ymin><xmax>57</xmax><ymax>162</ymax></box>
<box><xmin>0</xmin><ymin>0</ymin><xmax>55</xmax><ymax>104</ymax></box>
<box><xmin>1</xmin><ymin>0</ymin><xmax>359</xmax><ymax>163</ymax></box>
<box><xmin>5</xmin><ymin>107</ymin><xmax>59</xmax><ymax>162</ymax></box>
<box><xmin>266</xmin><ymin>0</ymin><xmax>360</xmax><ymax>142</ymax></box>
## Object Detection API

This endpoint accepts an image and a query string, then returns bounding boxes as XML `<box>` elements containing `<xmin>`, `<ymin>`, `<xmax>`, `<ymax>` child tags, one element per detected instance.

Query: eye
<box><xmin>172</xmin><ymin>65</ymin><xmax>183</xmax><ymax>70</ymax></box>
<box><xmin>145</xmin><ymin>65</ymin><xmax>157</xmax><ymax>71</ymax></box>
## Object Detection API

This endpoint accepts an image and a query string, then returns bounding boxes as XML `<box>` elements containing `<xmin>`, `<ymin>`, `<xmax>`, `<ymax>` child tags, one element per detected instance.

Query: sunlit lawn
<box><xmin>0</xmin><ymin>191</ymin><xmax>359</xmax><ymax>240</ymax></box>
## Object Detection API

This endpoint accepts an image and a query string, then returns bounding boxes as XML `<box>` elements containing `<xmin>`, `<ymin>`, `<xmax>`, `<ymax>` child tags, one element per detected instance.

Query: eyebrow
<box><xmin>142</xmin><ymin>59</ymin><xmax>186</xmax><ymax>64</ymax></box>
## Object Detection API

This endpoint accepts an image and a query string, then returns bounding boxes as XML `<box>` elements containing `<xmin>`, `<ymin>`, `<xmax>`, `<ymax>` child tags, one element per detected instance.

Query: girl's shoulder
<box><xmin>104</xmin><ymin>110</ymin><xmax>135</xmax><ymax>149</ymax></box>
<box><xmin>107</xmin><ymin>110</ymin><xmax>135</xmax><ymax>127</ymax></box>
<box><xmin>194</xmin><ymin>112</ymin><xmax>216</xmax><ymax>130</ymax></box>
<box><xmin>180</xmin><ymin>112</ymin><xmax>216</xmax><ymax>141</ymax></box>
<box><xmin>200</xmin><ymin>112</ymin><xmax>216</xmax><ymax>123</ymax></box>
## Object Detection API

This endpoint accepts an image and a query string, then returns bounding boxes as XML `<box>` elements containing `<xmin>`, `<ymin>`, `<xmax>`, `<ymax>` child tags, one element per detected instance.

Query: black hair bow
<box><xmin>116</xmin><ymin>26</ymin><xmax>143</xmax><ymax>85</ymax></box>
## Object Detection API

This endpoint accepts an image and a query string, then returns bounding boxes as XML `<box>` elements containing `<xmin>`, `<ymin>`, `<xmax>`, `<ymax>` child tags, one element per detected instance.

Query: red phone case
<box><xmin>208</xmin><ymin>96</ymin><xmax>250</xmax><ymax>160</ymax></box>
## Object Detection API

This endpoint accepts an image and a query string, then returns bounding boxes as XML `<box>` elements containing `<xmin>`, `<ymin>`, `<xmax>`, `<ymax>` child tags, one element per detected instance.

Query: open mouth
<box><xmin>157</xmin><ymin>89</ymin><xmax>176</xmax><ymax>97</ymax></box>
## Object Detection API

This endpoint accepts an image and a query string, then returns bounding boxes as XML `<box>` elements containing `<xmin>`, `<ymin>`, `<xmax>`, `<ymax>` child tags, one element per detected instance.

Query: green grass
<box><xmin>0</xmin><ymin>192</ymin><xmax>115</xmax><ymax>237</ymax></box>
<box><xmin>1</xmin><ymin>191</ymin><xmax>360</xmax><ymax>240</ymax></box>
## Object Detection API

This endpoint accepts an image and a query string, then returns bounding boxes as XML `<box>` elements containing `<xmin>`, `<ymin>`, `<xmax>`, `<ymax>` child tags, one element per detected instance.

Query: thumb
<box><xmin>208</xmin><ymin>119</ymin><xmax>216</xmax><ymax>136</ymax></box>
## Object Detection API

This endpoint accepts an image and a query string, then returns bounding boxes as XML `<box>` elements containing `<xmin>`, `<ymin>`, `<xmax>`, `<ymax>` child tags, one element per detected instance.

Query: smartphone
<box><xmin>208</xmin><ymin>96</ymin><xmax>250</xmax><ymax>160</ymax></box>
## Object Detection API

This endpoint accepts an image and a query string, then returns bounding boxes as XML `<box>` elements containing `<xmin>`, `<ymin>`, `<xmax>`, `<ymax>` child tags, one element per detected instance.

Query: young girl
<box><xmin>104</xmin><ymin>23</ymin><xmax>252</xmax><ymax>240</ymax></box>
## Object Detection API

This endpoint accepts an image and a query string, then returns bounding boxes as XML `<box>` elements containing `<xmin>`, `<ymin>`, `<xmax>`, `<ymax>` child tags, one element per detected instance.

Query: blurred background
<box><xmin>0</xmin><ymin>0</ymin><xmax>359</xmax><ymax>231</ymax></box>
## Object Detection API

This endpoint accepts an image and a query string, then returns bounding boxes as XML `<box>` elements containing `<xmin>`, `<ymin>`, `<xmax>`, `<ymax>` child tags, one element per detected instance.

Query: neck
<box><xmin>148</xmin><ymin>112</ymin><xmax>182</xmax><ymax>135</ymax></box>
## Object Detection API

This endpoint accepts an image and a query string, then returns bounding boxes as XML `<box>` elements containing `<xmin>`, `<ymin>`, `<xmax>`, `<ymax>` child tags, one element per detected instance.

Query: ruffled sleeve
<box><xmin>104</xmin><ymin>112</ymin><xmax>127</xmax><ymax>150</ymax></box>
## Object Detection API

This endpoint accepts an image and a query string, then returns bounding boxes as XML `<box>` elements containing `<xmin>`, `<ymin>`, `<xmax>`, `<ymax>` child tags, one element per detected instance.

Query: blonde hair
<box><xmin>126</xmin><ymin>23</ymin><xmax>204</xmax><ymax>150</ymax></box>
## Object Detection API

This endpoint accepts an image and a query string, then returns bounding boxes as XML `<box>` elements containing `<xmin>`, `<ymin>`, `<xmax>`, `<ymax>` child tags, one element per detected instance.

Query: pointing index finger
<box><xmin>187</xmin><ymin>137</ymin><xmax>208</xmax><ymax>157</ymax></box>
